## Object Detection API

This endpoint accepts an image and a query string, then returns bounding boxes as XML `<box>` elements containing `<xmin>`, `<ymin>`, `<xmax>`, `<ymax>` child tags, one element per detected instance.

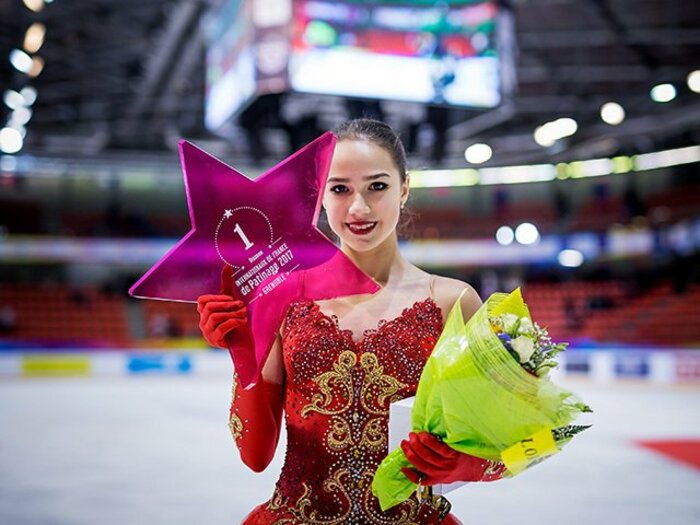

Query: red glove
<box><xmin>197</xmin><ymin>266</ymin><xmax>258</xmax><ymax>382</ymax></box>
<box><xmin>197</xmin><ymin>266</ymin><xmax>284</xmax><ymax>473</ymax></box>
<box><xmin>197</xmin><ymin>266</ymin><xmax>249</xmax><ymax>350</ymax></box>
<box><xmin>229</xmin><ymin>373</ymin><xmax>284</xmax><ymax>472</ymax></box>
<box><xmin>400</xmin><ymin>431</ymin><xmax>507</xmax><ymax>486</ymax></box>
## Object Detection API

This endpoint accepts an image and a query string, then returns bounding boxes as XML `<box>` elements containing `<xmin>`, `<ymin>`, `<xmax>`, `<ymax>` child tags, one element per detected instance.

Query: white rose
<box><xmin>517</xmin><ymin>317</ymin><xmax>534</xmax><ymax>335</ymax></box>
<box><xmin>510</xmin><ymin>335</ymin><xmax>536</xmax><ymax>364</ymax></box>
<box><xmin>501</xmin><ymin>313</ymin><xmax>519</xmax><ymax>334</ymax></box>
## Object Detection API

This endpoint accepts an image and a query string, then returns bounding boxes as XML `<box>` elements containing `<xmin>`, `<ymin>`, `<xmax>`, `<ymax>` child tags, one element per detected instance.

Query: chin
<box><xmin>340</xmin><ymin>229</ymin><xmax>395</xmax><ymax>254</ymax></box>
<box><xmin>343</xmin><ymin>240</ymin><xmax>381</xmax><ymax>253</ymax></box>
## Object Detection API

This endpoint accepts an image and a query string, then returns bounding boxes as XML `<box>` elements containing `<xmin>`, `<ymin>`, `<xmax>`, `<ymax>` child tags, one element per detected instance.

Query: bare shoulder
<box><xmin>431</xmin><ymin>274</ymin><xmax>483</xmax><ymax>323</ymax></box>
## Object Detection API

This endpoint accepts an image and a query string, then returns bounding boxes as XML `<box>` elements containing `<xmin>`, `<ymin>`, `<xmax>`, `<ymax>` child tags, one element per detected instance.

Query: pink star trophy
<box><xmin>129</xmin><ymin>132</ymin><xmax>380</xmax><ymax>387</ymax></box>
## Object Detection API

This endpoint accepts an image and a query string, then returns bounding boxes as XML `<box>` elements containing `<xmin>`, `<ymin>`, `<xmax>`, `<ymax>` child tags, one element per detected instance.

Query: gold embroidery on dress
<box><xmin>301</xmin><ymin>350</ymin><xmax>356</xmax><ymax>418</ymax></box>
<box><xmin>302</xmin><ymin>351</ymin><xmax>407</xmax><ymax>420</ymax></box>
<box><xmin>272</xmin><ymin>469</ymin><xmax>352</xmax><ymax>525</ymax></box>
<box><xmin>228</xmin><ymin>374</ymin><xmax>243</xmax><ymax>441</ymax></box>
<box><xmin>360</xmin><ymin>352</ymin><xmax>407</xmax><ymax>415</ymax></box>
<box><xmin>268</xmin><ymin>487</ymin><xmax>284</xmax><ymax>511</ymax></box>
<box><xmin>358</xmin><ymin>417</ymin><xmax>386</xmax><ymax>451</ymax></box>
<box><xmin>302</xmin><ymin>350</ymin><xmax>405</xmax><ymax>454</ymax></box>
<box><xmin>295</xmin><ymin>350</ymin><xmax>430</xmax><ymax>523</ymax></box>
<box><xmin>327</xmin><ymin>416</ymin><xmax>353</xmax><ymax>450</ymax></box>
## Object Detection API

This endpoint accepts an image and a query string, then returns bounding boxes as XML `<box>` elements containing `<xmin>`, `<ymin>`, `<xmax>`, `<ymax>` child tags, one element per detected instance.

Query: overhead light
<box><xmin>6</xmin><ymin>121</ymin><xmax>27</xmax><ymax>139</ymax></box>
<box><xmin>10</xmin><ymin>106</ymin><xmax>33</xmax><ymax>126</ymax></box>
<box><xmin>23</xmin><ymin>23</ymin><xmax>47</xmax><ymax>54</ymax></box>
<box><xmin>688</xmin><ymin>70</ymin><xmax>700</xmax><ymax>94</ymax></box>
<box><xmin>533</xmin><ymin>117</ymin><xmax>578</xmax><ymax>147</ymax></box>
<box><xmin>0</xmin><ymin>128</ymin><xmax>24</xmax><ymax>154</ymax></box>
<box><xmin>3</xmin><ymin>90</ymin><xmax>25</xmax><ymax>110</ymax></box>
<box><xmin>409</xmin><ymin>145</ymin><xmax>700</xmax><ymax>188</ymax></box>
<box><xmin>515</xmin><ymin>222</ymin><xmax>540</xmax><ymax>245</ymax></box>
<box><xmin>480</xmin><ymin>164</ymin><xmax>555</xmax><ymax>185</ymax></box>
<box><xmin>558</xmin><ymin>249</ymin><xmax>584</xmax><ymax>268</ymax></box>
<box><xmin>22</xmin><ymin>0</ymin><xmax>44</xmax><ymax>12</ymax></box>
<box><xmin>28</xmin><ymin>56</ymin><xmax>45</xmax><ymax>78</ymax></box>
<box><xmin>409</xmin><ymin>169</ymin><xmax>479</xmax><ymax>188</ymax></box>
<box><xmin>600</xmin><ymin>102</ymin><xmax>625</xmax><ymax>125</ymax></box>
<box><xmin>464</xmin><ymin>143</ymin><xmax>493</xmax><ymax>164</ymax></box>
<box><xmin>533</xmin><ymin>125</ymin><xmax>556</xmax><ymax>147</ymax></box>
<box><xmin>495</xmin><ymin>225</ymin><xmax>514</xmax><ymax>246</ymax></box>
<box><xmin>650</xmin><ymin>83</ymin><xmax>676</xmax><ymax>103</ymax></box>
<box><xmin>635</xmin><ymin>145</ymin><xmax>700</xmax><ymax>171</ymax></box>
<box><xmin>9</xmin><ymin>49</ymin><xmax>33</xmax><ymax>74</ymax></box>
<box><xmin>552</xmin><ymin>117</ymin><xmax>578</xmax><ymax>137</ymax></box>
<box><xmin>20</xmin><ymin>86</ymin><xmax>38</xmax><ymax>106</ymax></box>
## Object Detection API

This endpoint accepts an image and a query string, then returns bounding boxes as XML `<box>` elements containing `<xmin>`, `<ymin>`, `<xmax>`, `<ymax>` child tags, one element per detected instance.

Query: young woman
<box><xmin>198</xmin><ymin>119</ymin><xmax>505</xmax><ymax>524</ymax></box>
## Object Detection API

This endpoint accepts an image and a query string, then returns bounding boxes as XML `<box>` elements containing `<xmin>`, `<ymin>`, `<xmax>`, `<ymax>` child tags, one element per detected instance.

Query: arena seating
<box><xmin>0</xmin><ymin>283</ymin><xmax>130</xmax><ymax>345</ymax></box>
<box><xmin>142</xmin><ymin>300</ymin><xmax>200</xmax><ymax>339</ymax></box>
<box><xmin>646</xmin><ymin>185</ymin><xmax>700</xmax><ymax>225</ymax></box>
<box><xmin>524</xmin><ymin>281</ymin><xmax>700</xmax><ymax>347</ymax></box>
<box><xmin>1</xmin><ymin>280</ymin><xmax>698</xmax><ymax>348</ymax></box>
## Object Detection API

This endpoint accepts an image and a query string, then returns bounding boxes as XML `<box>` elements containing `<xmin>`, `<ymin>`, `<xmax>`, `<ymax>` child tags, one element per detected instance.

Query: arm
<box><xmin>198</xmin><ymin>267</ymin><xmax>285</xmax><ymax>473</ymax></box>
<box><xmin>228</xmin><ymin>336</ymin><xmax>284</xmax><ymax>472</ymax></box>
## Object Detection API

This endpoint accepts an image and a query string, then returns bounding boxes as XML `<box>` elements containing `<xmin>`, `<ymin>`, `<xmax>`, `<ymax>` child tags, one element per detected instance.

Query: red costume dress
<box><xmin>232</xmin><ymin>297</ymin><xmax>463</xmax><ymax>524</ymax></box>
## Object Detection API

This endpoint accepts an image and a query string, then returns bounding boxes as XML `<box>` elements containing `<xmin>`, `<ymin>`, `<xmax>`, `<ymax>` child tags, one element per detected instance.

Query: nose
<box><xmin>348</xmin><ymin>192</ymin><xmax>370</xmax><ymax>216</ymax></box>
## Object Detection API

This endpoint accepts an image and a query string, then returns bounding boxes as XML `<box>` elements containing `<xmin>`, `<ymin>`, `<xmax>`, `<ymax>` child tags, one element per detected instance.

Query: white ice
<box><xmin>1</xmin><ymin>375</ymin><xmax>698</xmax><ymax>525</ymax></box>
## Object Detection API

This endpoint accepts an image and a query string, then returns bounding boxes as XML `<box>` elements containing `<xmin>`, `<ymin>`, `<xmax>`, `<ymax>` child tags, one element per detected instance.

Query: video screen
<box><xmin>204</xmin><ymin>0</ymin><xmax>257</xmax><ymax>131</ymax></box>
<box><xmin>289</xmin><ymin>0</ymin><xmax>504</xmax><ymax>107</ymax></box>
<box><xmin>204</xmin><ymin>0</ymin><xmax>510</xmax><ymax>132</ymax></box>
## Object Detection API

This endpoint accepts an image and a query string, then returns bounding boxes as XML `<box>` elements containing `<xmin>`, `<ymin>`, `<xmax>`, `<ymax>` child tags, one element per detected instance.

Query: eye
<box><xmin>369</xmin><ymin>181</ymin><xmax>388</xmax><ymax>191</ymax></box>
<box><xmin>329</xmin><ymin>184</ymin><xmax>349</xmax><ymax>194</ymax></box>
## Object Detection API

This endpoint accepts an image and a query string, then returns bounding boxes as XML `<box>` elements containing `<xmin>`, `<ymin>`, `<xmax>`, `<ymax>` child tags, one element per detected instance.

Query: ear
<box><xmin>400</xmin><ymin>174</ymin><xmax>410</xmax><ymax>207</ymax></box>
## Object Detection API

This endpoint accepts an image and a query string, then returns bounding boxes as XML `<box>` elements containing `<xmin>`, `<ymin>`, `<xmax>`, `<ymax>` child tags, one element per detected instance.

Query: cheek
<box><xmin>380</xmin><ymin>190</ymin><xmax>403</xmax><ymax>219</ymax></box>
<box><xmin>387</xmin><ymin>204</ymin><xmax>402</xmax><ymax>228</ymax></box>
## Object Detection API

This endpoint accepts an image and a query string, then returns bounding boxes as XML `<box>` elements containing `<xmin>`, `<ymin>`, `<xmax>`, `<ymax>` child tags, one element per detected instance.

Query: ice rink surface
<box><xmin>1</xmin><ymin>374</ymin><xmax>699</xmax><ymax>525</ymax></box>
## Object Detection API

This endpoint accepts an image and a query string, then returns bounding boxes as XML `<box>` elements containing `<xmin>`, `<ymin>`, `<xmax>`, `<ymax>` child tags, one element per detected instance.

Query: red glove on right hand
<box><xmin>197</xmin><ymin>295</ymin><xmax>247</xmax><ymax>348</ymax></box>
<box><xmin>198</xmin><ymin>267</ymin><xmax>284</xmax><ymax>473</ymax></box>
<box><xmin>197</xmin><ymin>266</ymin><xmax>249</xmax><ymax>349</ymax></box>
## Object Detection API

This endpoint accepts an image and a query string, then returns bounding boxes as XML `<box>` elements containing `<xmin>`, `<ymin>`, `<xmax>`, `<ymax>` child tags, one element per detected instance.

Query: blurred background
<box><xmin>0</xmin><ymin>1</ymin><xmax>699</xmax><ymax>524</ymax></box>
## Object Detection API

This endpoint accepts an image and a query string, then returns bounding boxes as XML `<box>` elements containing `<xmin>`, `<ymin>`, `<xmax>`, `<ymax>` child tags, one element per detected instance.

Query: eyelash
<box><xmin>369</xmin><ymin>182</ymin><xmax>388</xmax><ymax>191</ymax></box>
<box><xmin>329</xmin><ymin>182</ymin><xmax>388</xmax><ymax>194</ymax></box>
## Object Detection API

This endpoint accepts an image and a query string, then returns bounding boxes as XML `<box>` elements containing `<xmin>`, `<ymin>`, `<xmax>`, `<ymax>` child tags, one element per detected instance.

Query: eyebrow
<box><xmin>327</xmin><ymin>173</ymin><xmax>391</xmax><ymax>183</ymax></box>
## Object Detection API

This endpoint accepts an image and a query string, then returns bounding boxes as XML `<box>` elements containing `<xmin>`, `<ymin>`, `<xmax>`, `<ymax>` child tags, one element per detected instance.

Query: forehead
<box><xmin>329</xmin><ymin>139</ymin><xmax>399</xmax><ymax>180</ymax></box>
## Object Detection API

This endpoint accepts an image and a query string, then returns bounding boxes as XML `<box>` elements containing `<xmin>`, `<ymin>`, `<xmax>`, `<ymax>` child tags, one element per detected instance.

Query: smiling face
<box><xmin>323</xmin><ymin>139</ymin><xmax>409</xmax><ymax>253</ymax></box>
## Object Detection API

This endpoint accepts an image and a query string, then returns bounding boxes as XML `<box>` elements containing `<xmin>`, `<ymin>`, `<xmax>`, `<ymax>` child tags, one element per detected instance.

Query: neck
<box><xmin>340</xmin><ymin>233</ymin><xmax>407</xmax><ymax>285</ymax></box>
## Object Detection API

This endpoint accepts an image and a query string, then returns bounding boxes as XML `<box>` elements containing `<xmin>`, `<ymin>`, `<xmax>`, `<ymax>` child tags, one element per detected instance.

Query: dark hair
<box><xmin>333</xmin><ymin>118</ymin><xmax>408</xmax><ymax>182</ymax></box>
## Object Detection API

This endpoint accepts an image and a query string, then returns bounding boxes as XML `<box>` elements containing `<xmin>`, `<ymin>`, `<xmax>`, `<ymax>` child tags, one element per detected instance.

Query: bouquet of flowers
<box><xmin>372</xmin><ymin>288</ymin><xmax>592</xmax><ymax>511</ymax></box>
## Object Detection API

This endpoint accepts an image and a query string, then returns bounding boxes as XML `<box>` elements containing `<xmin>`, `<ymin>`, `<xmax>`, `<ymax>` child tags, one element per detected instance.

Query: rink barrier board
<box><xmin>0</xmin><ymin>349</ymin><xmax>699</xmax><ymax>382</ymax></box>
<box><xmin>21</xmin><ymin>355</ymin><xmax>92</xmax><ymax>377</ymax></box>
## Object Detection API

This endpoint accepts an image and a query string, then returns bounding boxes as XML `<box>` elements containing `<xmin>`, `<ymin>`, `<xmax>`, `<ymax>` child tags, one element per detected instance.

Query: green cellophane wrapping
<box><xmin>371</xmin><ymin>289</ymin><xmax>589</xmax><ymax>511</ymax></box>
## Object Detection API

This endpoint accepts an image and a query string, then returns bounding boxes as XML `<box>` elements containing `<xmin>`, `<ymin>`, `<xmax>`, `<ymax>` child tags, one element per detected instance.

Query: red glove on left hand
<box><xmin>400</xmin><ymin>431</ymin><xmax>507</xmax><ymax>486</ymax></box>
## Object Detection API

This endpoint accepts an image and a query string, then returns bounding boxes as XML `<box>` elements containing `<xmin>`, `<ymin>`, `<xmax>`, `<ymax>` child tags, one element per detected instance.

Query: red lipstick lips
<box><xmin>346</xmin><ymin>221</ymin><xmax>377</xmax><ymax>235</ymax></box>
